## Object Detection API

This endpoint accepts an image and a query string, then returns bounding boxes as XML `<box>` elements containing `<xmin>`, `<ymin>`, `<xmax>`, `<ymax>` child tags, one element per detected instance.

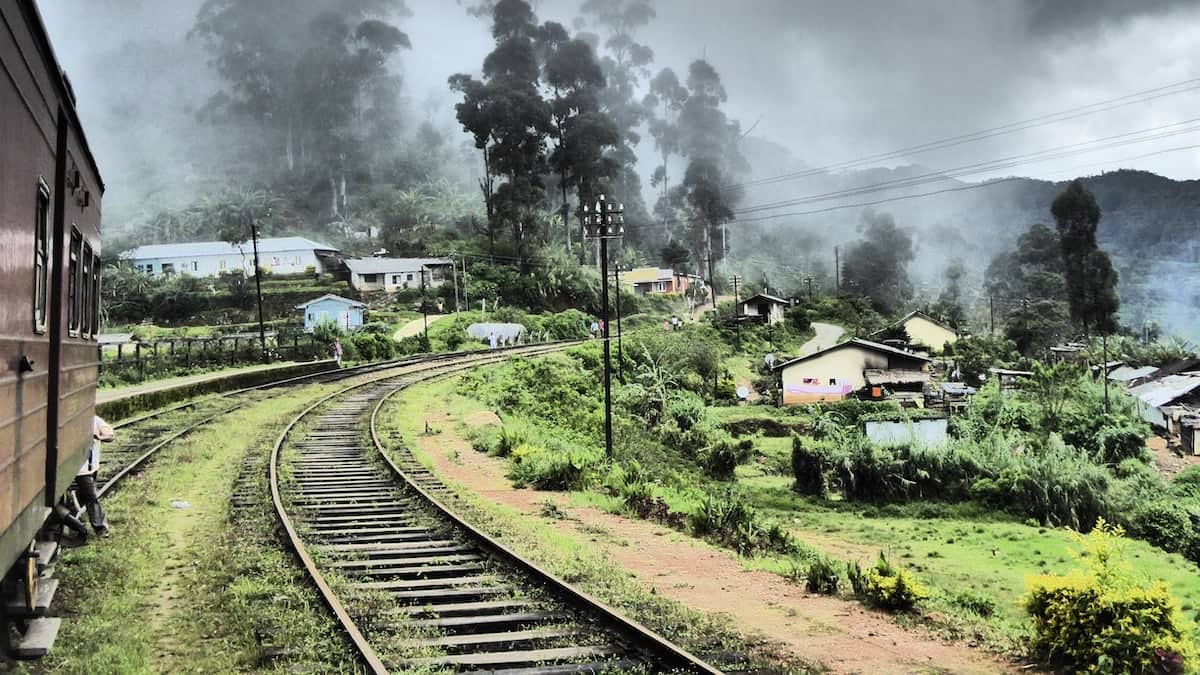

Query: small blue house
<box><xmin>296</xmin><ymin>294</ymin><xmax>365</xmax><ymax>333</ymax></box>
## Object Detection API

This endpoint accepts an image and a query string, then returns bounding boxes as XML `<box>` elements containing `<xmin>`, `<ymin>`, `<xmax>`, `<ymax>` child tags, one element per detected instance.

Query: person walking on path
<box><xmin>332</xmin><ymin>338</ymin><xmax>344</xmax><ymax>365</ymax></box>
<box><xmin>77</xmin><ymin>416</ymin><xmax>113</xmax><ymax>538</ymax></box>
<box><xmin>488</xmin><ymin>332</ymin><xmax>498</xmax><ymax>350</ymax></box>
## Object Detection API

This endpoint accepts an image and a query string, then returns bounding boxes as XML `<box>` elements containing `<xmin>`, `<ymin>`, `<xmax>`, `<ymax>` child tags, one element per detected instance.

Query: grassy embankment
<box><xmin>20</xmin><ymin>387</ymin><xmax>361</xmax><ymax>674</ymax></box>
<box><xmin>387</xmin><ymin>355</ymin><xmax>1200</xmax><ymax>660</ymax></box>
<box><xmin>376</xmin><ymin>377</ymin><xmax>817</xmax><ymax>674</ymax></box>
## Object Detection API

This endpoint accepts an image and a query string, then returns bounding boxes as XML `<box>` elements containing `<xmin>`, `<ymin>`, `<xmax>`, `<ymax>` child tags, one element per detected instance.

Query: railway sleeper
<box><xmin>329</xmin><ymin>545</ymin><xmax>474</xmax><ymax>564</ymax></box>
<box><xmin>400</xmin><ymin>644</ymin><xmax>620</xmax><ymax>670</ymax></box>
<box><xmin>457</xmin><ymin>658</ymin><xmax>644</xmax><ymax>675</ymax></box>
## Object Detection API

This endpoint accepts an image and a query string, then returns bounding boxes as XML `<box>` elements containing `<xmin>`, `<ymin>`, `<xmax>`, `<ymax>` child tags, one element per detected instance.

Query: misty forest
<box><xmin>27</xmin><ymin>0</ymin><xmax>1200</xmax><ymax>673</ymax></box>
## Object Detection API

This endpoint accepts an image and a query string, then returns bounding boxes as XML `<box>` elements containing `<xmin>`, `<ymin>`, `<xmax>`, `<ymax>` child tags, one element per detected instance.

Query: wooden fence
<box><xmin>98</xmin><ymin>333</ymin><xmax>325</xmax><ymax>383</ymax></box>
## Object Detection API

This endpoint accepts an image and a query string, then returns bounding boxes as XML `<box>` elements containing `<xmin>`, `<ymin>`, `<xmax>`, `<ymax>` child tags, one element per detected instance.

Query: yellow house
<box><xmin>886</xmin><ymin>311</ymin><xmax>959</xmax><ymax>352</ymax></box>
<box><xmin>775</xmin><ymin>338</ymin><xmax>932</xmax><ymax>405</ymax></box>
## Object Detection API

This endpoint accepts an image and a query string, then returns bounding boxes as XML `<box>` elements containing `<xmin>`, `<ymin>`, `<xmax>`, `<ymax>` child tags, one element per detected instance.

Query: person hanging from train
<box><xmin>76</xmin><ymin>416</ymin><xmax>114</xmax><ymax>539</ymax></box>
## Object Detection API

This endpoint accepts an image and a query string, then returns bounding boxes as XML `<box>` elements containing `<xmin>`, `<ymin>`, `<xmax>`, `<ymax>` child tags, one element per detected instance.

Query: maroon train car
<box><xmin>0</xmin><ymin>0</ymin><xmax>104</xmax><ymax>585</ymax></box>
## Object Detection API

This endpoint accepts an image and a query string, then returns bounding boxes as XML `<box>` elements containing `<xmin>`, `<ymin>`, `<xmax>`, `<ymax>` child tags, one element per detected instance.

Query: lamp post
<box><xmin>583</xmin><ymin>194</ymin><xmax>623</xmax><ymax>459</ymax></box>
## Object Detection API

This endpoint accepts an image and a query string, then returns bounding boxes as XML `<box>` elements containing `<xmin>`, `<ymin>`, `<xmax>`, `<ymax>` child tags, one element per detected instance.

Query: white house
<box><xmin>344</xmin><ymin>257</ymin><xmax>454</xmax><ymax>293</ymax></box>
<box><xmin>774</xmin><ymin>338</ymin><xmax>932</xmax><ymax>405</ymax></box>
<box><xmin>737</xmin><ymin>293</ymin><xmax>790</xmax><ymax>325</ymax></box>
<box><xmin>122</xmin><ymin>237</ymin><xmax>339</xmax><ymax>277</ymax></box>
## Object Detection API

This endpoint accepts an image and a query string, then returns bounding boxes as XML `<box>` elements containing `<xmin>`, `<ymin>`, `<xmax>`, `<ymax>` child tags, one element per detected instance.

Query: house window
<box><xmin>192</xmin><ymin>261</ymin><xmax>198</xmax><ymax>271</ymax></box>
<box><xmin>162</xmin><ymin>262</ymin><xmax>175</xmax><ymax>276</ymax></box>
<box><xmin>363</xmin><ymin>273</ymin><xmax>379</xmax><ymax>283</ymax></box>
<box><xmin>392</xmin><ymin>275</ymin><xmax>401</xmax><ymax>284</ymax></box>
<box><xmin>219</xmin><ymin>259</ymin><xmax>226</xmax><ymax>270</ymax></box>
<box><xmin>406</xmin><ymin>273</ymin><xmax>414</xmax><ymax>282</ymax></box>
<box><xmin>81</xmin><ymin>243</ymin><xmax>93</xmax><ymax>337</ymax></box>
<box><xmin>91</xmin><ymin>251</ymin><xmax>101</xmax><ymax>336</ymax></box>
<box><xmin>272</xmin><ymin>256</ymin><xmax>280</xmax><ymax>267</ymax></box>
<box><xmin>33</xmin><ymin>180</ymin><xmax>49</xmax><ymax>333</ymax></box>
<box><xmin>828</xmin><ymin>378</ymin><xmax>837</xmax><ymax>386</ymax></box>
<box><xmin>68</xmin><ymin>227</ymin><xmax>80</xmax><ymax>335</ymax></box>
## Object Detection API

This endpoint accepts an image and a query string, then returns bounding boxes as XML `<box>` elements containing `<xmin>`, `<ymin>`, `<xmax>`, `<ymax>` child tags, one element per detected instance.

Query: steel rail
<box><xmin>369</xmin><ymin>374</ymin><xmax>724</xmax><ymax>673</ymax></box>
<box><xmin>268</xmin><ymin>345</ymin><xmax>570</xmax><ymax>675</ymax></box>
<box><xmin>97</xmin><ymin>342</ymin><xmax>577</xmax><ymax>500</ymax></box>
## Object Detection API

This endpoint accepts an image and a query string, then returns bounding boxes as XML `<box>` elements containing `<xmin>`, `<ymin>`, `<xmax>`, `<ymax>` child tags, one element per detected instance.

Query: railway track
<box><xmin>95</xmin><ymin>345</ymin><xmax>573</xmax><ymax>500</ymax></box>
<box><xmin>271</xmin><ymin>348</ymin><xmax>722</xmax><ymax>674</ymax></box>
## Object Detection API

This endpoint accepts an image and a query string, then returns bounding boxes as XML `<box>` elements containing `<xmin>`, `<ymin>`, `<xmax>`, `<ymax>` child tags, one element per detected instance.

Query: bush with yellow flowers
<box><xmin>1024</xmin><ymin>520</ymin><xmax>1196</xmax><ymax>674</ymax></box>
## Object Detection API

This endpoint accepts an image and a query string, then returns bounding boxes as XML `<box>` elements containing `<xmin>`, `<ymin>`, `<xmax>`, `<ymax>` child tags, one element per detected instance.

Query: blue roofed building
<box><xmin>121</xmin><ymin>237</ymin><xmax>339</xmax><ymax>277</ymax></box>
<box><xmin>296</xmin><ymin>294</ymin><xmax>365</xmax><ymax>333</ymax></box>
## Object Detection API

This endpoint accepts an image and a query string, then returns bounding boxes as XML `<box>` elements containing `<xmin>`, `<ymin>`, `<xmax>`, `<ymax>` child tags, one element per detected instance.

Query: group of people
<box><xmin>662</xmin><ymin>315</ymin><xmax>684</xmax><ymax>331</ymax></box>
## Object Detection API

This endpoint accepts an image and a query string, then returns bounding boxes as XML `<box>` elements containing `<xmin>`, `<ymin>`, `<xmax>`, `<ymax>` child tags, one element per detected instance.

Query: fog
<box><xmin>35</xmin><ymin>0</ymin><xmax>1200</xmax><ymax>336</ymax></box>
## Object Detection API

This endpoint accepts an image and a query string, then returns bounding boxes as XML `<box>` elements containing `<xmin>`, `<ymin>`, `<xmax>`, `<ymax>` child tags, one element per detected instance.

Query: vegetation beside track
<box><xmin>377</xmin><ymin>377</ymin><xmax>818</xmax><ymax>674</ymax></box>
<box><xmin>22</xmin><ymin>388</ymin><xmax>361</xmax><ymax>674</ymax></box>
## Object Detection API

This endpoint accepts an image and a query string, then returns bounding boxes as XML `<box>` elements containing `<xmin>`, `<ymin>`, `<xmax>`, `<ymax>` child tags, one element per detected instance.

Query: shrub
<box><xmin>493</xmin><ymin>424</ymin><xmax>531</xmax><ymax>458</ymax></box>
<box><xmin>506</xmin><ymin>441</ymin><xmax>598</xmax><ymax>491</ymax></box>
<box><xmin>1024</xmin><ymin>521</ymin><xmax>1196</xmax><ymax>674</ymax></box>
<box><xmin>703</xmin><ymin>437</ymin><xmax>753</xmax><ymax>480</ymax></box>
<box><xmin>689</xmin><ymin>490</ymin><xmax>795</xmax><ymax>556</ymax></box>
<box><xmin>1170</xmin><ymin>466</ymin><xmax>1200</xmax><ymax>499</ymax></box>
<box><xmin>468</xmin><ymin>425</ymin><xmax>501</xmax><ymax>455</ymax></box>
<box><xmin>1127</xmin><ymin>501</ymin><xmax>1196</xmax><ymax>555</ymax></box>
<box><xmin>791</xmin><ymin>436</ymin><xmax>834</xmax><ymax>497</ymax></box>
<box><xmin>666</xmin><ymin>391</ymin><xmax>707</xmax><ymax>431</ymax></box>
<box><xmin>847</xmin><ymin>553</ymin><xmax>928</xmax><ymax>612</ymax></box>
<box><xmin>805</xmin><ymin>556</ymin><xmax>841</xmax><ymax>595</ymax></box>
<box><xmin>950</xmin><ymin>590</ymin><xmax>997</xmax><ymax>618</ymax></box>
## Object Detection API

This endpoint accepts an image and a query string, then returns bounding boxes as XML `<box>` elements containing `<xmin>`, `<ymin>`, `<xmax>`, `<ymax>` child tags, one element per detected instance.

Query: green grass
<box><xmin>20</xmin><ymin>386</ymin><xmax>360</xmax><ymax>674</ymax></box>
<box><xmin>378</xmin><ymin>374</ymin><xmax>817</xmax><ymax>673</ymax></box>
<box><xmin>738</xmin><ymin>472</ymin><xmax>1200</xmax><ymax>646</ymax></box>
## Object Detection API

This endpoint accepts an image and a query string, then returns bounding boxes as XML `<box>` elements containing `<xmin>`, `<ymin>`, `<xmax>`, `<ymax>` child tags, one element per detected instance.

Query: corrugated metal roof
<box><xmin>122</xmin><ymin>237</ymin><xmax>338</xmax><ymax>260</ymax></box>
<box><xmin>1108</xmin><ymin>365</ymin><xmax>1158</xmax><ymax>382</ymax></box>
<box><xmin>624</xmin><ymin>267</ymin><xmax>672</xmax><ymax>284</ymax></box>
<box><xmin>343</xmin><ymin>257</ymin><xmax>453</xmax><ymax>275</ymax></box>
<box><xmin>1128</xmin><ymin>374</ymin><xmax>1200</xmax><ymax>408</ymax></box>
<box><xmin>294</xmin><ymin>293</ymin><xmax>364</xmax><ymax>309</ymax></box>
<box><xmin>774</xmin><ymin>338</ymin><xmax>932</xmax><ymax>371</ymax></box>
<box><xmin>741</xmin><ymin>293</ymin><xmax>790</xmax><ymax>305</ymax></box>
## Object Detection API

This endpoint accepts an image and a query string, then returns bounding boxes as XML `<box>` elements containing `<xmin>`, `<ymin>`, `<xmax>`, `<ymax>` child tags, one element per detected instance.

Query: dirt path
<box><xmin>411</xmin><ymin>409</ymin><xmax>1017</xmax><ymax>675</ymax></box>
<box><xmin>801</xmin><ymin>322</ymin><xmax>845</xmax><ymax>355</ymax></box>
<box><xmin>393</xmin><ymin>313</ymin><xmax>449</xmax><ymax>340</ymax></box>
<box><xmin>691</xmin><ymin>290</ymin><xmax>732</xmax><ymax>321</ymax></box>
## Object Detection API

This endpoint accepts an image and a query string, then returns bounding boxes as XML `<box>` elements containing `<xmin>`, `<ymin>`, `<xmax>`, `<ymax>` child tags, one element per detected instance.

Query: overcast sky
<box><xmin>39</xmin><ymin>0</ymin><xmax>1200</xmax><ymax>192</ymax></box>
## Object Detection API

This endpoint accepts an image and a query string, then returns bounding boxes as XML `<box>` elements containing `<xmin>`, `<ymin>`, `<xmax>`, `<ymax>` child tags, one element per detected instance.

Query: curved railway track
<box><xmin>270</xmin><ymin>347</ymin><xmax>723</xmax><ymax>674</ymax></box>
<box><xmin>95</xmin><ymin>345</ymin><xmax>574</xmax><ymax>500</ymax></box>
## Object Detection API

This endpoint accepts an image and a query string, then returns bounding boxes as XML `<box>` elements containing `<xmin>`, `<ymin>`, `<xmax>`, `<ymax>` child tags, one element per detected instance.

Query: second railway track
<box><xmin>271</xmin><ymin>347</ymin><xmax>722</xmax><ymax>674</ymax></box>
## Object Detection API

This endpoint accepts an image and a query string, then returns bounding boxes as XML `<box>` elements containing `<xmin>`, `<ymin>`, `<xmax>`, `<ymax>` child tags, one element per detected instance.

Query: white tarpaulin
<box><xmin>467</xmin><ymin>322</ymin><xmax>526</xmax><ymax>344</ymax></box>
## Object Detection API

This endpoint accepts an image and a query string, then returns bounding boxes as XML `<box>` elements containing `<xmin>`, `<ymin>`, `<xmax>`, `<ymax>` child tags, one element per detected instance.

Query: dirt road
<box><xmin>800</xmin><ymin>321</ymin><xmax>845</xmax><ymax>355</ymax></box>
<box><xmin>392</xmin><ymin>313</ymin><xmax>449</xmax><ymax>341</ymax></box>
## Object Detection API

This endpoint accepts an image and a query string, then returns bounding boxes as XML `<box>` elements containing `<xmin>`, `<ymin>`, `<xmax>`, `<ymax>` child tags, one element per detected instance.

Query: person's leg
<box><xmin>76</xmin><ymin>473</ymin><xmax>109</xmax><ymax>534</ymax></box>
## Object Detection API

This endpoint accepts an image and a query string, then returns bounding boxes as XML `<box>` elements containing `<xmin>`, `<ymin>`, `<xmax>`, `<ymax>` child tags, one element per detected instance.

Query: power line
<box><xmin>728</xmin><ymin>77</ymin><xmax>1200</xmax><ymax>191</ymax></box>
<box><xmin>734</xmin><ymin>117</ymin><xmax>1200</xmax><ymax>215</ymax></box>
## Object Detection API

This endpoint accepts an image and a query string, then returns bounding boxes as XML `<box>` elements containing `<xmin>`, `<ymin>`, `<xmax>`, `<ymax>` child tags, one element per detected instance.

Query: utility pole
<box><xmin>613</xmin><ymin>260</ymin><xmax>624</xmax><ymax>381</ymax></box>
<box><xmin>804</xmin><ymin>275</ymin><xmax>814</xmax><ymax>300</ymax></box>
<box><xmin>989</xmin><ymin>295</ymin><xmax>995</xmax><ymax>336</ymax></box>
<box><xmin>729</xmin><ymin>274</ymin><xmax>742</xmax><ymax>318</ymax></box>
<box><xmin>462</xmin><ymin>257</ymin><xmax>470</xmax><ymax>316</ymax></box>
<box><xmin>834</xmin><ymin>246</ymin><xmax>840</xmax><ymax>293</ymax></box>
<box><xmin>420</xmin><ymin>267</ymin><xmax>429</xmax><ymax>349</ymax></box>
<box><xmin>250</xmin><ymin>216</ymin><xmax>267</xmax><ymax>363</ymax></box>
<box><xmin>583</xmin><ymin>194</ymin><xmax>624</xmax><ymax>459</ymax></box>
<box><xmin>451</xmin><ymin>253</ymin><xmax>460</xmax><ymax>313</ymax></box>
<box><xmin>1102</xmin><ymin>331</ymin><xmax>1110</xmax><ymax>414</ymax></box>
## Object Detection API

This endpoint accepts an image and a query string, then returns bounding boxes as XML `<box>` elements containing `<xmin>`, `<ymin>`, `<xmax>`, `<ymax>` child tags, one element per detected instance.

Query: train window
<box><xmin>92</xmin><ymin>252</ymin><xmax>101</xmax><ymax>336</ymax></box>
<box><xmin>68</xmin><ymin>227</ymin><xmax>80</xmax><ymax>335</ymax></box>
<box><xmin>33</xmin><ymin>180</ymin><xmax>50</xmax><ymax>333</ymax></box>
<box><xmin>81</xmin><ymin>243</ymin><xmax>93</xmax><ymax>338</ymax></box>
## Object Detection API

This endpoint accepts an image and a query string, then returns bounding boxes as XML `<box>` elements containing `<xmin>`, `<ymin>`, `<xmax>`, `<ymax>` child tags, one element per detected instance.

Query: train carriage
<box><xmin>0</xmin><ymin>0</ymin><xmax>104</xmax><ymax>626</ymax></box>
